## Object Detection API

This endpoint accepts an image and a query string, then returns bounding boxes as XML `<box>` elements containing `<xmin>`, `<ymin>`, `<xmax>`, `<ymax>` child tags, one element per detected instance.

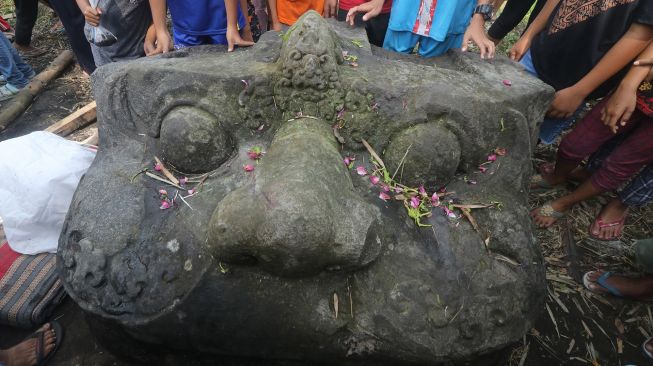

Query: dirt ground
<box><xmin>1</xmin><ymin>3</ymin><xmax>653</xmax><ymax>366</ymax></box>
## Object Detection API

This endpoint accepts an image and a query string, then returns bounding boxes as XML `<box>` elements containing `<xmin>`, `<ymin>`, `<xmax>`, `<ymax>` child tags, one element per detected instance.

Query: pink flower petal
<box><xmin>487</xmin><ymin>154</ymin><xmax>497</xmax><ymax>162</ymax></box>
<box><xmin>478</xmin><ymin>165</ymin><xmax>488</xmax><ymax>173</ymax></box>
<box><xmin>160</xmin><ymin>200</ymin><xmax>170</xmax><ymax>210</ymax></box>
<box><xmin>378</xmin><ymin>192</ymin><xmax>391</xmax><ymax>201</ymax></box>
<box><xmin>179</xmin><ymin>177</ymin><xmax>188</xmax><ymax>185</ymax></box>
<box><xmin>467</xmin><ymin>179</ymin><xmax>477</xmax><ymax>185</ymax></box>
<box><xmin>158</xmin><ymin>189</ymin><xmax>168</xmax><ymax>196</ymax></box>
<box><xmin>443</xmin><ymin>207</ymin><xmax>457</xmax><ymax>219</ymax></box>
<box><xmin>431</xmin><ymin>193</ymin><xmax>440</xmax><ymax>206</ymax></box>
<box><xmin>343</xmin><ymin>156</ymin><xmax>355</xmax><ymax>168</ymax></box>
<box><xmin>243</xmin><ymin>164</ymin><xmax>255</xmax><ymax>172</ymax></box>
<box><xmin>495</xmin><ymin>147</ymin><xmax>507</xmax><ymax>156</ymax></box>
<box><xmin>370</xmin><ymin>176</ymin><xmax>380</xmax><ymax>185</ymax></box>
<box><xmin>502</xmin><ymin>79</ymin><xmax>512</xmax><ymax>86</ymax></box>
<box><xmin>356</xmin><ymin>166</ymin><xmax>368</xmax><ymax>176</ymax></box>
<box><xmin>410</xmin><ymin>196</ymin><xmax>420</xmax><ymax>209</ymax></box>
<box><xmin>418</xmin><ymin>185</ymin><xmax>426</xmax><ymax>196</ymax></box>
<box><xmin>394</xmin><ymin>186</ymin><xmax>404</xmax><ymax>193</ymax></box>
<box><xmin>380</xmin><ymin>183</ymin><xmax>391</xmax><ymax>192</ymax></box>
<box><xmin>188</xmin><ymin>188</ymin><xmax>196</xmax><ymax>195</ymax></box>
<box><xmin>154</xmin><ymin>163</ymin><xmax>162</xmax><ymax>171</ymax></box>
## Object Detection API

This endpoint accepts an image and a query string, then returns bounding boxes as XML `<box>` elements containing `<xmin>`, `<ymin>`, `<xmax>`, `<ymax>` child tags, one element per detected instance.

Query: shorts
<box><xmin>173</xmin><ymin>30</ymin><xmax>228</xmax><ymax>48</ymax></box>
<box><xmin>382</xmin><ymin>29</ymin><xmax>463</xmax><ymax>58</ymax></box>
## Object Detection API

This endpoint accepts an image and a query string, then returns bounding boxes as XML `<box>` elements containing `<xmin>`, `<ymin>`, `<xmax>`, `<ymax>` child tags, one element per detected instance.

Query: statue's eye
<box><xmin>159</xmin><ymin>106</ymin><xmax>235</xmax><ymax>173</ymax></box>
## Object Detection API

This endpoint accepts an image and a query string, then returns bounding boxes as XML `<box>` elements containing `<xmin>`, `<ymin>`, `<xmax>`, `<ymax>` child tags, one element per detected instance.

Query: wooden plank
<box><xmin>0</xmin><ymin>50</ymin><xmax>74</xmax><ymax>131</ymax></box>
<box><xmin>45</xmin><ymin>101</ymin><xmax>97</xmax><ymax>137</ymax></box>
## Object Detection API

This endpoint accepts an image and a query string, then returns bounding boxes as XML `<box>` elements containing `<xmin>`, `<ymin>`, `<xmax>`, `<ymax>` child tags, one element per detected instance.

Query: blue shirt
<box><xmin>388</xmin><ymin>0</ymin><xmax>474</xmax><ymax>41</ymax></box>
<box><xmin>168</xmin><ymin>0</ymin><xmax>245</xmax><ymax>36</ymax></box>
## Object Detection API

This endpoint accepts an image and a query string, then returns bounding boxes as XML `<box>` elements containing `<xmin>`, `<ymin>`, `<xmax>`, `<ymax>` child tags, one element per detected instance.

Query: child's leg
<box><xmin>590</xmin><ymin>111</ymin><xmax>653</xmax><ymax>192</ymax></box>
<box><xmin>0</xmin><ymin>33</ymin><xmax>29</xmax><ymax>88</ymax></box>
<box><xmin>252</xmin><ymin>0</ymin><xmax>268</xmax><ymax>32</ymax></box>
<box><xmin>383</xmin><ymin>29</ymin><xmax>419</xmax><ymax>54</ymax></box>
<box><xmin>365</xmin><ymin>12</ymin><xmax>389</xmax><ymax>48</ymax></box>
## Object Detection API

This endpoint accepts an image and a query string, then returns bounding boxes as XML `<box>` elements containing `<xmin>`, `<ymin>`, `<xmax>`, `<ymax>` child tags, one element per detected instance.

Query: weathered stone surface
<box><xmin>58</xmin><ymin>12</ymin><xmax>553</xmax><ymax>365</ymax></box>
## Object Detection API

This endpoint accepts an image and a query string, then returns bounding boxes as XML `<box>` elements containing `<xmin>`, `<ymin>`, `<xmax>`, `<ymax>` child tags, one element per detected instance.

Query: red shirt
<box><xmin>338</xmin><ymin>0</ymin><xmax>392</xmax><ymax>14</ymax></box>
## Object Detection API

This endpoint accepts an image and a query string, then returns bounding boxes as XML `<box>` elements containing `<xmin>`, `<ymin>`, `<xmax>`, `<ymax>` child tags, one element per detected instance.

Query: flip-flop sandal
<box><xmin>589</xmin><ymin>216</ymin><xmax>626</xmax><ymax>241</ymax></box>
<box><xmin>33</xmin><ymin>320</ymin><xmax>63</xmax><ymax>366</ymax></box>
<box><xmin>643</xmin><ymin>337</ymin><xmax>653</xmax><ymax>360</ymax></box>
<box><xmin>582</xmin><ymin>271</ymin><xmax>623</xmax><ymax>297</ymax></box>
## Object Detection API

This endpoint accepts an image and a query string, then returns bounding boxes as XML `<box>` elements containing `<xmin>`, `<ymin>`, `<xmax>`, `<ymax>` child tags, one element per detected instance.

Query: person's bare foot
<box><xmin>13</xmin><ymin>44</ymin><xmax>46</xmax><ymax>58</ymax></box>
<box><xmin>0</xmin><ymin>324</ymin><xmax>57</xmax><ymax>366</ymax></box>
<box><xmin>584</xmin><ymin>270</ymin><xmax>653</xmax><ymax>300</ymax></box>
<box><xmin>589</xmin><ymin>198</ymin><xmax>629</xmax><ymax>240</ymax></box>
<box><xmin>537</xmin><ymin>163</ymin><xmax>591</xmax><ymax>183</ymax></box>
<box><xmin>530</xmin><ymin>200</ymin><xmax>569</xmax><ymax>228</ymax></box>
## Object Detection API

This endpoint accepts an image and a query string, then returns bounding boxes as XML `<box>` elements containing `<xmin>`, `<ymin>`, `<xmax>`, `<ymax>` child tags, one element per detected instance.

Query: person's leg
<box><xmin>12</xmin><ymin>0</ymin><xmax>41</xmax><ymax>55</ymax></box>
<box><xmin>252</xmin><ymin>0</ymin><xmax>268</xmax><ymax>32</ymax></box>
<box><xmin>0</xmin><ymin>32</ymin><xmax>30</xmax><ymax>88</ymax></box>
<box><xmin>0</xmin><ymin>323</ymin><xmax>57</xmax><ymax>366</ymax></box>
<box><xmin>383</xmin><ymin>29</ymin><xmax>419</xmax><ymax>54</ymax></box>
<box><xmin>584</xmin><ymin>270</ymin><xmax>653</xmax><ymax>299</ymax></box>
<box><xmin>47</xmin><ymin>0</ymin><xmax>96</xmax><ymax>73</ymax></box>
<box><xmin>365</xmin><ymin>12</ymin><xmax>390</xmax><ymax>48</ymax></box>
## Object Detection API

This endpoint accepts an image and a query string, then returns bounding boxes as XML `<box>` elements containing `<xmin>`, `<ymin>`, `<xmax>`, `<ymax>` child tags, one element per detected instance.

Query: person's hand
<box><xmin>82</xmin><ymin>5</ymin><xmax>101</xmax><ymax>27</ymax></box>
<box><xmin>461</xmin><ymin>15</ymin><xmax>495</xmax><ymax>59</ymax></box>
<box><xmin>634</xmin><ymin>58</ymin><xmax>653</xmax><ymax>81</ymax></box>
<box><xmin>146</xmin><ymin>29</ymin><xmax>173</xmax><ymax>56</ymax></box>
<box><xmin>547</xmin><ymin>86</ymin><xmax>585</xmax><ymax>119</ymax></box>
<box><xmin>144</xmin><ymin>24</ymin><xmax>158</xmax><ymax>55</ymax></box>
<box><xmin>509</xmin><ymin>35</ymin><xmax>531</xmax><ymax>61</ymax></box>
<box><xmin>324</xmin><ymin>0</ymin><xmax>337</xmax><ymax>18</ymax></box>
<box><xmin>601</xmin><ymin>83</ymin><xmax>637</xmax><ymax>133</ymax></box>
<box><xmin>346</xmin><ymin>0</ymin><xmax>383</xmax><ymax>25</ymax></box>
<box><xmin>227</xmin><ymin>25</ymin><xmax>255</xmax><ymax>52</ymax></box>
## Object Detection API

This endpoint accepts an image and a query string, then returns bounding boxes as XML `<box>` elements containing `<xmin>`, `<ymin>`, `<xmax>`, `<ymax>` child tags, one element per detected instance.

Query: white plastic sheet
<box><xmin>0</xmin><ymin>132</ymin><xmax>96</xmax><ymax>254</ymax></box>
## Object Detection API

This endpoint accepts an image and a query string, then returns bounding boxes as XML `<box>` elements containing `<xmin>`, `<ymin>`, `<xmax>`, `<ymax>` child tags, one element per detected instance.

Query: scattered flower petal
<box><xmin>379</xmin><ymin>192</ymin><xmax>391</xmax><ymax>201</ymax></box>
<box><xmin>179</xmin><ymin>177</ymin><xmax>188</xmax><ymax>185</ymax></box>
<box><xmin>247</xmin><ymin>147</ymin><xmax>264</xmax><ymax>160</ymax></box>
<box><xmin>487</xmin><ymin>154</ymin><xmax>497</xmax><ymax>162</ymax></box>
<box><xmin>187</xmin><ymin>188</ymin><xmax>196</xmax><ymax>195</ymax></box>
<box><xmin>418</xmin><ymin>185</ymin><xmax>426</xmax><ymax>196</ymax></box>
<box><xmin>243</xmin><ymin>164</ymin><xmax>255</xmax><ymax>172</ymax></box>
<box><xmin>337</xmin><ymin>107</ymin><xmax>346</xmax><ymax>120</ymax></box>
<box><xmin>343</xmin><ymin>156</ymin><xmax>356</xmax><ymax>168</ymax></box>
<box><xmin>478</xmin><ymin>165</ymin><xmax>488</xmax><ymax>173</ymax></box>
<box><xmin>257</xmin><ymin>124</ymin><xmax>265</xmax><ymax>131</ymax></box>
<box><xmin>431</xmin><ymin>193</ymin><xmax>440</xmax><ymax>206</ymax></box>
<box><xmin>502</xmin><ymin>79</ymin><xmax>512</xmax><ymax>86</ymax></box>
<box><xmin>410</xmin><ymin>196</ymin><xmax>420</xmax><ymax>209</ymax></box>
<box><xmin>467</xmin><ymin>179</ymin><xmax>477</xmax><ymax>185</ymax></box>
<box><xmin>443</xmin><ymin>206</ymin><xmax>457</xmax><ymax>219</ymax></box>
<box><xmin>356</xmin><ymin>166</ymin><xmax>368</xmax><ymax>176</ymax></box>
<box><xmin>241</xmin><ymin>79</ymin><xmax>249</xmax><ymax>88</ymax></box>
<box><xmin>380</xmin><ymin>183</ymin><xmax>391</xmax><ymax>192</ymax></box>
<box><xmin>494</xmin><ymin>147</ymin><xmax>507</xmax><ymax>156</ymax></box>
<box><xmin>154</xmin><ymin>163</ymin><xmax>162</xmax><ymax>171</ymax></box>
<box><xmin>158</xmin><ymin>189</ymin><xmax>168</xmax><ymax>196</ymax></box>
<box><xmin>394</xmin><ymin>186</ymin><xmax>404</xmax><ymax>193</ymax></box>
<box><xmin>160</xmin><ymin>200</ymin><xmax>171</xmax><ymax>210</ymax></box>
<box><xmin>370</xmin><ymin>176</ymin><xmax>380</xmax><ymax>185</ymax></box>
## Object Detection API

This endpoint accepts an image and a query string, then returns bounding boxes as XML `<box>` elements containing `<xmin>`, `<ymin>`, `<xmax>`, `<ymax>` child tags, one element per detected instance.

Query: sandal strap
<box><xmin>596</xmin><ymin>271</ymin><xmax>623</xmax><ymax>297</ymax></box>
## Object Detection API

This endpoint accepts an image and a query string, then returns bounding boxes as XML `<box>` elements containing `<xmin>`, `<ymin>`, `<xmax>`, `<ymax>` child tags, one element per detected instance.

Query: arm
<box><xmin>147</xmin><ymin>0</ymin><xmax>173</xmax><ymax>54</ymax></box>
<box><xmin>601</xmin><ymin>41</ymin><xmax>653</xmax><ymax>132</ymax></box>
<box><xmin>324</xmin><ymin>0</ymin><xmax>337</xmax><ymax>18</ymax></box>
<box><xmin>225</xmin><ymin>0</ymin><xmax>255</xmax><ymax>52</ymax></box>
<box><xmin>345</xmin><ymin>0</ymin><xmax>383</xmax><ymax>25</ymax></box>
<box><xmin>461</xmin><ymin>0</ymin><xmax>496</xmax><ymax>59</ymax></box>
<box><xmin>548</xmin><ymin>23</ymin><xmax>653</xmax><ymax>118</ymax></box>
<box><xmin>509</xmin><ymin>0</ymin><xmax>560</xmax><ymax>60</ymax></box>
<box><xmin>76</xmin><ymin>0</ymin><xmax>100</xmax><ymax>27</ymax></box>
<box><xmin>269</xmin><ymin>0</ymin><xmax>282</xmax><ymax>31</ymax></box>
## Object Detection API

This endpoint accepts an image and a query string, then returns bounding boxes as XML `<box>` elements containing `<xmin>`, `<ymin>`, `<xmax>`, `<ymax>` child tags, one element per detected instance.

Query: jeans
<box><xmin>0</xmin><ymin>32</ymin><xmax>33</xmax><ymax>88</ymax></box>
<box><xmin>520</xmin><ymin>49</ymin><xmax>584</xmax><ymax>144</ymax></box>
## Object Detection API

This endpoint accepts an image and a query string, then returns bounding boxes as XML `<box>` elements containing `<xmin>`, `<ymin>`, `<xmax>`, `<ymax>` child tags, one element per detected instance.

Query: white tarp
<box><xmin>0</xmin><ymin>131</ymin><xmax>96</xmax><ymax>254</ymax></box>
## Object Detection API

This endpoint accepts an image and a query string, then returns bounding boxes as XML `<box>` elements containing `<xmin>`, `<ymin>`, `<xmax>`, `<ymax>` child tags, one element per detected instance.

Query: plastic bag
<box><xmin>0</xmin><ymin>132</ymin><xmax>96</xmax><ymax>254</ymax></box>
<box><xmin>83</xmin><ymin>0</ymin><xmax>117</xmax><ymax>47</ymax></box>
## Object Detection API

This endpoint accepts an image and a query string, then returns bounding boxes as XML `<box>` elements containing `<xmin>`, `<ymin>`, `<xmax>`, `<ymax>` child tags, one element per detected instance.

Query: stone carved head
<box><xmin>58</xmin><ymin>12</ymin><xmax>553</xmax><ymax>365</ymax></box>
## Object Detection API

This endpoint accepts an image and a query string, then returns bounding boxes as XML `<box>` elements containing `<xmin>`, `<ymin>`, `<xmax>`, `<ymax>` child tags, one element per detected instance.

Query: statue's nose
<box><xmin>208</xmin><ymin>118</ymin><xmax>382</xmax><ymax>277</ymax></box>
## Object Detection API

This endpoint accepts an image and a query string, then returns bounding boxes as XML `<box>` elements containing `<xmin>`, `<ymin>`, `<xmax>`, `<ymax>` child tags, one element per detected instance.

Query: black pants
<box><xmin>487</xmin><ymin>0</ymin><xmax>545</xmax><ymax>41</ymax></box>
<box><xmin>47</xmin><ymin>0</ymin><xmax>96</xmax><ymax>73</ymax></box>
<box><xmin>336</xmin><ymin>9</ymin><xmax>389</xmax><ymax>48</ymax></box>
<box><xmin>13</xmin><ymin>0</ymin><xmax>39</xmax><ymax>46</ymax></box>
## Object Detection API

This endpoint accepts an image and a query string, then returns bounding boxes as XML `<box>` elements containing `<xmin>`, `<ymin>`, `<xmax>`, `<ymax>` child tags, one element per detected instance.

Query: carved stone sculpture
<box><xmin>58</xmin><ymin>12</ymin><xmax>554</xmax><ymax>365</ymax></box>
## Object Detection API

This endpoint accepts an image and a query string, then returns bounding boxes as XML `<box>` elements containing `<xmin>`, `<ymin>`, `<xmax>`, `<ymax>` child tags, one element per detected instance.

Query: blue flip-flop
<box><xmin>583</xmin><ymin>271</ymin><xmax>623</xmax><ymax>297</ymax></box>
